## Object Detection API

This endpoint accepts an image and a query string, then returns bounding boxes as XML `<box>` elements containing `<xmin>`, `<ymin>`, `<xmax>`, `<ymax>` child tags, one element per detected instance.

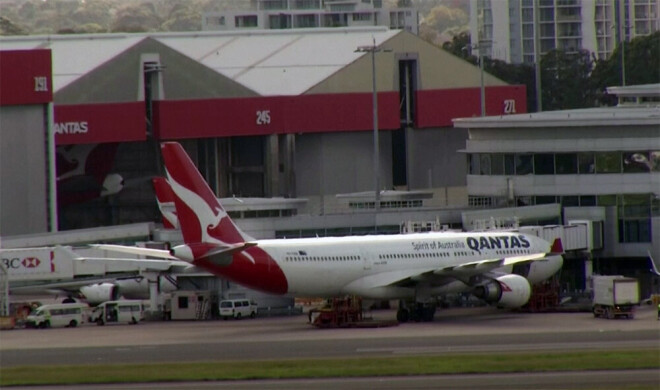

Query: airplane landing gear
<box><xmin>397</xmin><ymin>301</ymin><xmax>436</xmax><ymax>323</ymax></box>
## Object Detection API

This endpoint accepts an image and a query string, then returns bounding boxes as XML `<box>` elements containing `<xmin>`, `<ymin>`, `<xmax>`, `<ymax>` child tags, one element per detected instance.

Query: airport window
<box><xmin>353</xmin><ymin>13</ymin><xmax>371</xmax><ymax>21</ymax></box>
<box><xmin>619</xmin><ymin>219</ymin><xmax>651</xmax><ymax>243</ymax></box>
<box><xmin>235</xmin><ymin>15</ymin><xmax>258</xmax><ymax>28</ymax></box>
<box><xmin>578</xmin><ymin>152</ymin><xmax>595</xmax><ymax>174</ymax></box>
<box><xmin>595</xmin><ymin>152</ymin><xmax>621</xmax><ymax>173</ymax></box>
<box><xmin>480</xmin><ymin>154</ymin><xmax>491</xmax><ymax>175</ymax></box>
<box><xmin>468</xmin><ymin>196</ymin><xmax>494</xmax><ymax>208</ymax></box>
<box><xmin>535</xmin><ymin>195</ymin><xmax>557</xmax><ymax>205</ymax></box>
<box><xmin>516</xmin><ymin>196</ymin><xmax>533</xmax><ymax>207</ymax></box>
<box><xmin>469</xmin><ymin>154</ymin><xmax>480</xmax><ymax>175</ymax></box>
<box><xmin>622</xmin><ymin>151</ymin><xmax>651</xmax><ymax>173</ymax></box>
<box><xmin>491</xmin><ymin>154</ymin><xmax>504</xmax><ymax>175</ymax></box>
<box><xmin>561</xmin><ymin>196</ymin><xmax>579</xmax><ymax>207</ymax></box>
<box><xmin>515</xmin><ymin>154</ymin><xmax>533</xmax><ymax>175</ymax></box>
<box><xmin>504</xmin><ymin>154</ymin><xmax>515</xmax><ymax>175</ymax></box>
<box><xmin>617</xmin><ymin>194</ymin><xmax>652</xmax><ymax>243</ymax></box>
<box><xmin>579</xmin><ymin>195</ymin><xmax>597</xmax><ymax>206</ymax></box>
<box><xmin>555</xmin><ymin>153</ymin><xmax>577</xmax><ymax>174</ymax></box>
<box><xmin>534</xmin><ymin>154</ymin><xmax>555</xmax><ymax>175</ymax></box>
<box><xmin>597</xmin><ymin>194</ymin><xmax>617</xmax><ymax>206</ymax></box>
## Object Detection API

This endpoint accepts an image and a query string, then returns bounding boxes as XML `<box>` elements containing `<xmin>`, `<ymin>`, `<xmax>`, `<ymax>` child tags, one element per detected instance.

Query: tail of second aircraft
<box><xmin>160</xmin><ymin>142</ymin><xmax>253</xmax><ymax>250</ymax></box>
<box><xmin>152</xmin><ymin>177</ymin><xmax>179</xmax><ymax>229</ymax></box>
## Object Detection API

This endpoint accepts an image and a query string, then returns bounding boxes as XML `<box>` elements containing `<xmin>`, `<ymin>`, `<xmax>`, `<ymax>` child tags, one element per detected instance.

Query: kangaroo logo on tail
<box><xmin>160</xmin><ymin>143</ymin><xmax>254</xmax><ymax>254</ymax></box>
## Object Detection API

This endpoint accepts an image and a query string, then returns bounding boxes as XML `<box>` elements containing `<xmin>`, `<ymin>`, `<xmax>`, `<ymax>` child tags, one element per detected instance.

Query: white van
<box><xmin>90</xmin><ymin>300</ymin><xmax>143</xmax><ymax>325</ymax></box>
<box><xmin>25</xmin><ymin>303</ymin><xmax>89</xmax><ymax>329</ymax></box>
<box><xmin>219</xmin><ymin>299</ymin><xmax>257</xmax><ymax>320</ymax></box>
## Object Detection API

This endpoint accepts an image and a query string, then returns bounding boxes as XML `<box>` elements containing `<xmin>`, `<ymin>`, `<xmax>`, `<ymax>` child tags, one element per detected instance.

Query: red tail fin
<box><xmin>550</xmin><ymin>238</ymin><xmax>564</xmax><ymax>255</ymax></box>
<box><xmin>160</xmin><ymin>142</ymin><xmax>250</xmax><ymax>246</ymax></box>
<box><xmin>152</xmin><ymin>177</ymin><xmax>178</xmax><ymax>229</ymax></box>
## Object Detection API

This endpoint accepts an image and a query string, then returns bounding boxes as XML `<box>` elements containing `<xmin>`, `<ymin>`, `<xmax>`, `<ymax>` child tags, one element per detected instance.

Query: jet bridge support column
<box><xmin>584</xmin><ymin>255</ymin><xmax>593</xmax><ymax>293</ymax></box>
<box><xmin>144</xmin><ymin>272</ymin><xmax>162</xmax><ymax>317</ymax></box>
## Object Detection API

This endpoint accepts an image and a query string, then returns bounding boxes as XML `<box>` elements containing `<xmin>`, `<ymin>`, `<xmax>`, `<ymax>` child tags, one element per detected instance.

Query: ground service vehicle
<box><xmin>90</xmin><ymin>300</ymin><xmax>143</xmax><ymax>325</ymax></box>
<box><xmin>219</xmin><ymin>299</ymin><xmax>257</xmax><ymax>319</ymax></box>
<box><xmin>25</xmin><ymin>303</ymin><xmax>88</xmax><ymax>328</ymax></box>
<box><xmin>592</xmin><ymin>275</ymin><xmax>639</xmax><ymax>319</ymax></box>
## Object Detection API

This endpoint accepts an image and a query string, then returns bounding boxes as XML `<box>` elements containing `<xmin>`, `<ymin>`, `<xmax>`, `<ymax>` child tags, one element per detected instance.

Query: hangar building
<box><xmin>0</xmin><ymin>27</ymin><xmax>526</xmax><ymax>234</ymax></box>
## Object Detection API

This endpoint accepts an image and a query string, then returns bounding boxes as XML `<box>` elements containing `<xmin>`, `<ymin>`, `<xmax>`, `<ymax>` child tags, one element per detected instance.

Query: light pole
<box><xmin>356</xmin><ymin>38</ymin><xmax>390</xmax><ymax>211</ymax></box>
<box><xmin>463</xmin><ymin>43</ymin><xmax>486</xmax><ymax>117</ymax></box>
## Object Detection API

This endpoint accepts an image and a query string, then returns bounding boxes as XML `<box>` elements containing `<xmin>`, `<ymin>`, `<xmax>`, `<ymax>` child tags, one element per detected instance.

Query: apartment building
<box><xmin>470</xmin><ymin>0</ymin><xmax>659</xmax><ymax>64</ymax></box>
<box><xmin>202</xmin><ymin>0</ymin><xmax>419</xmax><ymax>34</ymax></box>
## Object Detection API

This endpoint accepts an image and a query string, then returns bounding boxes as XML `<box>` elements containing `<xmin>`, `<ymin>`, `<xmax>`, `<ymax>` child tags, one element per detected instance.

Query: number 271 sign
<box><xmin>503</xmin><ymin>99</ymin><xmax>516</xmax><ymax>114</ymax></box>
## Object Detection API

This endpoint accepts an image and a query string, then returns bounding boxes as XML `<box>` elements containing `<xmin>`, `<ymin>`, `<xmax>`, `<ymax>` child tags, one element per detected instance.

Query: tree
<box><xmin>540</xmin><ymin>49</ymin><xmax>596</xmax><ymax>111</ymax></box>
<box><xmin>483</xmin><ymin>57</ymin><xmax>536</xmax><ymax>111</ymax></box>
<box><xmin>161</xmin><ymin>5</ymin><xmax>201</xmax><ymax>31</ymax></box>
<box><xmin>591</xmin><ymin>31</ymin><xmax>660</xmax><ymax>104</ymax></box>
<box><xmin>441</xmin><ymin>31</ymin><xmax>472</xmax><ymax>60</ymax></box>
<box><xmin>422</xmin><ymin>5</ymin><xmax>468</xmax><ymax>38</ymax></box>
<box><xmin>111</xmin><ymin>3</ymin><xmax>162</xmax><ymax>33</ymax></box>
<box><xmin>0</xmin><ymin>16</ymin><xmax>27</xmax><ymax>35</ymax></box>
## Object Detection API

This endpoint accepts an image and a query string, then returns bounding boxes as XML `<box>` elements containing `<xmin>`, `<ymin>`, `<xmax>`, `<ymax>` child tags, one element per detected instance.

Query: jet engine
<box><xmin>473</xmin><ymin>274</ymin><xmax>531</xmax><ymax>308</ymax></box>
<box><xmin>79</xmin><ymin>283</ymin><xmax>119</xmax><ymax>305</ymax></box>
<box><xmin>170</xmin><ymin>243</ymin><xmax>233</xmax><ymax>266</ymax></box>
<box><xmin>170</xmin><ymin>244</ymin><xmax>195</xmax><ymax>261</ymax></box>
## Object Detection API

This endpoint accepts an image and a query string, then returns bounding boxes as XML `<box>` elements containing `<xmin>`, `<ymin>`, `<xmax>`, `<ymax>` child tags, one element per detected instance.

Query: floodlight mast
<box><xmin>355</xmin><ymin>38</ymin><xmax>391</xmax><ymax>212</ymax></box>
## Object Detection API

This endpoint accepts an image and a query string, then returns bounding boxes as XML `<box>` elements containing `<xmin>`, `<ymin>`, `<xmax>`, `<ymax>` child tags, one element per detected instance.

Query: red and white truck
<box><xmin>592</xmin><ymin>275</ymin><xmax>639</xmax><ymax>319</ymax></box>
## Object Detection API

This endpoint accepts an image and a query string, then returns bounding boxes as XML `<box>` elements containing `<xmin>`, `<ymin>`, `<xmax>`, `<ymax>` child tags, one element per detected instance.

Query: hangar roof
<box><xmin>0</xmin><ymin>27</ymin><xmax>398</xmax><ymax>96</ymax></box>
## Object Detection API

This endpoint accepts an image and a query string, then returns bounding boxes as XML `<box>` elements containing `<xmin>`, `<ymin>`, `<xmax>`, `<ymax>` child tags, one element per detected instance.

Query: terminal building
<box><xmin>454</xmin><ymin>83</ymin><xmax>660</xmax><ymax>293</ymax></box>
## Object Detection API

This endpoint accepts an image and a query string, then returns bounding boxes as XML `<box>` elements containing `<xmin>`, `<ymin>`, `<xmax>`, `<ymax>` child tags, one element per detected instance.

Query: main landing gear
<box><xmin>396</xmin><ymin>301</ymin><xmax>436</xmax><ymax>323</ymax></box>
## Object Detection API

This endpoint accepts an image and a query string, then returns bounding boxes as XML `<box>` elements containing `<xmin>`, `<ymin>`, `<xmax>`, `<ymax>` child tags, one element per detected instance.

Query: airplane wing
<box><xmin>73</xmin><ymin>256</ymin><xmax>192</xmax><ymax>272</ymax></box>
<box><xmin>89</xmin><ymin>244</ymin><xmax>179</xmax><ymax>260</ymax></box>
<box><xmin>9</xmin><ymin>275</ymin><xmax>134</xmax><ymax>294</ymax></box>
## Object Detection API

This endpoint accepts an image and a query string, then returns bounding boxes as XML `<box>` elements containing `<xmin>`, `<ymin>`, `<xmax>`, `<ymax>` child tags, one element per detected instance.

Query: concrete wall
<box><xmin>0</xmin><ymin>105</ymin><xmax>49</xmax><ymax>236</ymax></box>
<box><xmin>295</xmin><ymin>131</ymin><xmax>393</xmax><ymax>196</ymax></box>
<box><xmin>407</xmin><ymin>127</ymin><xmax>468</xmax><ymax>189</ymax></box>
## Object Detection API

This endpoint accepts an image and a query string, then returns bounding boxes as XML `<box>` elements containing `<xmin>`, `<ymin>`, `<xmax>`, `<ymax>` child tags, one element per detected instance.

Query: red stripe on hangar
<box><xmin>153</xmin><ymin>92</ymin><xmax>400</xmax><ymax>139</ymax></box>
<box><xmin>0</xmin><ymin>50</ymin><xmax>52</xmax><ymax>106</ymax></box>
<box><xmin>54</xmin><ymin>102</ymin><xmax>146</xmax><ymax>145</ymax></box>
<box><xmin>415</xmin><ymin>85</ymin><xmax>527</xmax><ymax>128</ymax></box>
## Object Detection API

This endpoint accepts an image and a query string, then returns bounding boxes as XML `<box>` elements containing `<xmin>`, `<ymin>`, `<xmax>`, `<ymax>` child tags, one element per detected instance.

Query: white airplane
<box><xmin>100</xmin><ymin>142</ymin><xmax>563</xmax><ymax>322</ymax></box>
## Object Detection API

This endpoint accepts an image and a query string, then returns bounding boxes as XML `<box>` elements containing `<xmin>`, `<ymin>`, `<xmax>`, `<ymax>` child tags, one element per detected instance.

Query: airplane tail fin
<box><xmin>549</xmin><ymin>238</ymin><xmax>564</xmax><ymax>255</ymax></box>
<box><xmin>160</xmin><ymin>142</ymin><xmax>252</xmax><ymax>246</ymax></box>
<box><xmin>152</xmin><ymin>177</ymin><xmax>178</xmax><ymax>229</ymax></box>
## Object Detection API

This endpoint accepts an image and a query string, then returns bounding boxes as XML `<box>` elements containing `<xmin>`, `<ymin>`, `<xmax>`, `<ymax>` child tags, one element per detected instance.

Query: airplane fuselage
<box><xmin>192</xmin><ymin>231</ymin><xmax>555</xmax><ymax>299</ymax></box>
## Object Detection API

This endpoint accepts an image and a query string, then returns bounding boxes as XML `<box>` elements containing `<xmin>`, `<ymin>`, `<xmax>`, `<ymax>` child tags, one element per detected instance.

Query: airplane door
<box><xmin>362</xmin><ymin>249</ymin><xmax>372</xmax><ymax>270</ymax></box>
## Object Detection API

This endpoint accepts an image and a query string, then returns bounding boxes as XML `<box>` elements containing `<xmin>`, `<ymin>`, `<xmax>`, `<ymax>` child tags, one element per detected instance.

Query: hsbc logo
<box><xmin>2</xmin><ymin>257</ymin><xmax>42</xmax><ymax>269</ymax></box>
<box><xmin>54</xmin><ymin>122</ymin><xmax>88</xmax><ymax>135</ymax></box>
<box><xmin>22</xmin><ymin>257</ymin><xmax>41</xmax><ymax>268</ymax></box>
